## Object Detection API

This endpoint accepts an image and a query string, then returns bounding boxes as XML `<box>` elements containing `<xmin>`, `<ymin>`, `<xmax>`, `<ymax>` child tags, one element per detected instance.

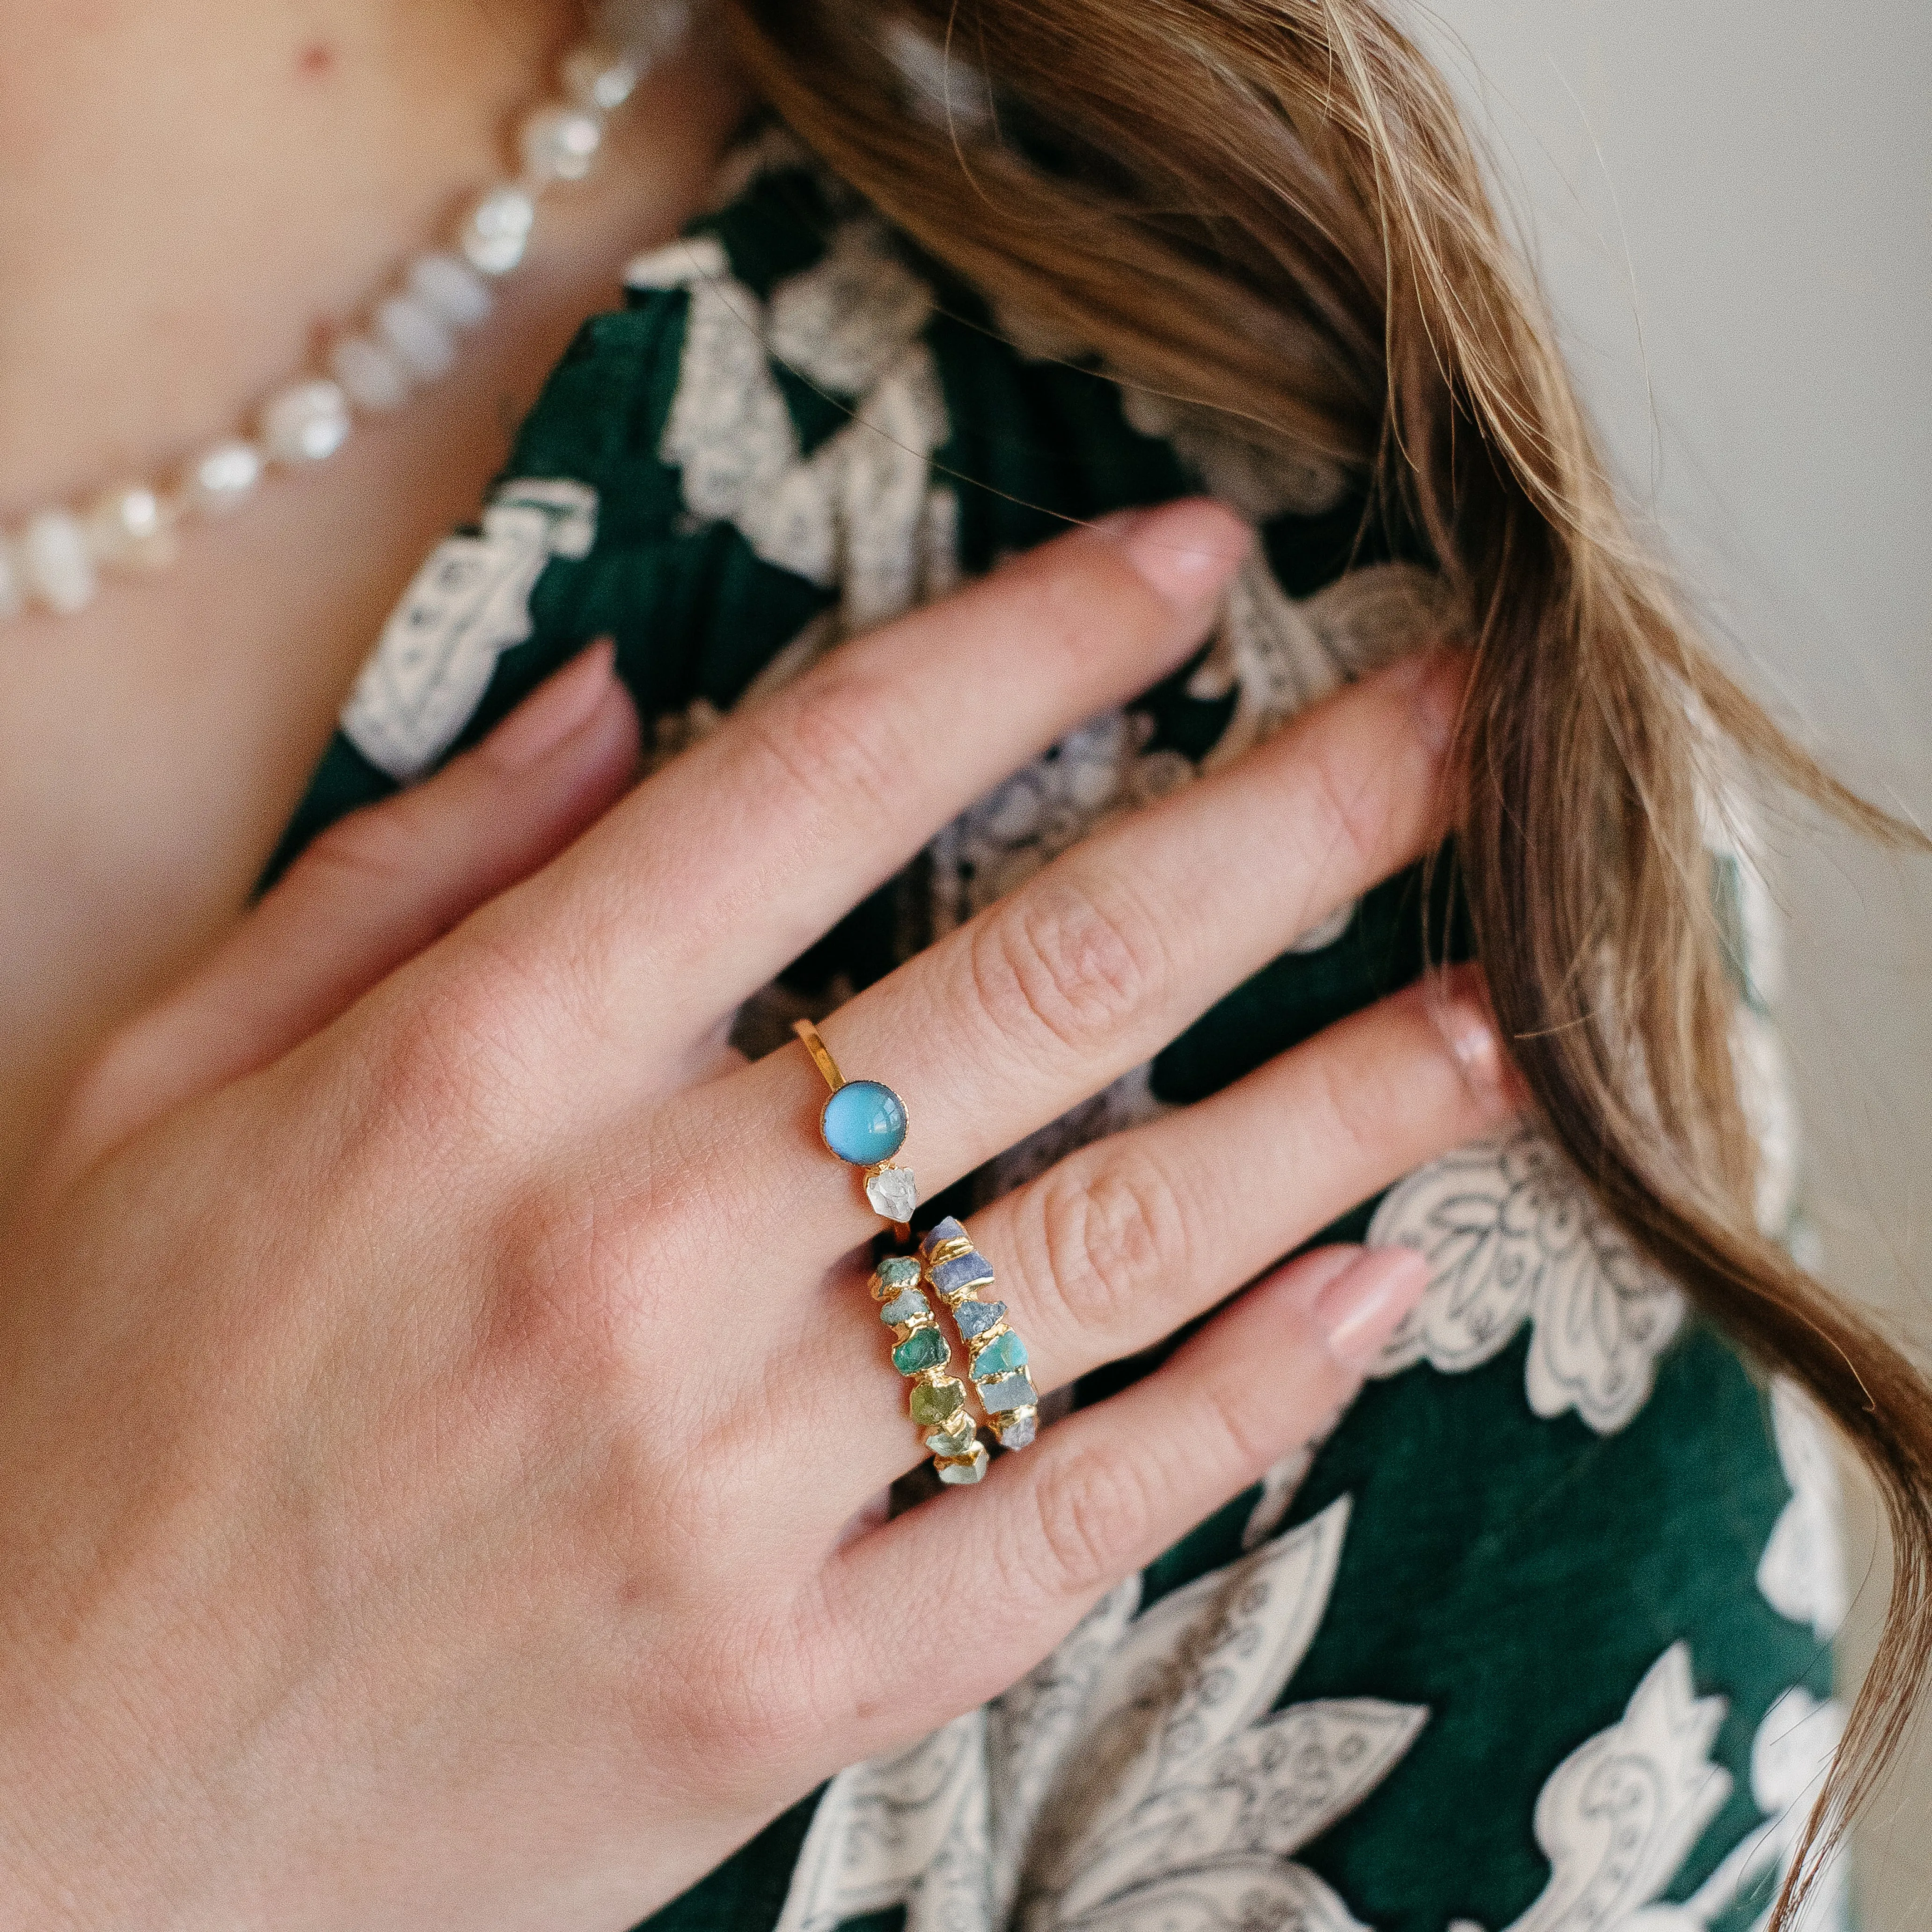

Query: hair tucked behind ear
<box><xmin>723</xmin><ymin>0</ymin><xmax>1932</xmax><ymax>1912</ymax></box>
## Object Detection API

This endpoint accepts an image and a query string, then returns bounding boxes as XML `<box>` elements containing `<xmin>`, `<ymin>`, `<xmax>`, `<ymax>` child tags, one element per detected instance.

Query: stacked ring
<box><xmin>871</xmin><ymin>1256</ymin><xmax>989</xmax><ymax>1486</ymax></box>
<box><xmin>920</xmin><ymin>1217</ymin><xmax>1039</xmax><ymax>1451</ymax></box>
<box><xmin>793</xmin><ymin>1017</ymin><xmax>989</xmax><ymax>1485</ymax></box>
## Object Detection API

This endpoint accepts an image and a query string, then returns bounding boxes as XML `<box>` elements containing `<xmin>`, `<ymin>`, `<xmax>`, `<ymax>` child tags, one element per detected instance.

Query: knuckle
<box><xmin>1307</xmin><ymin>1036</ymin><xmax>1383</xmax><ymax>1171</ymax></box>
<box><xmin>353</xmin><ymin>945</ymin><xmax>546</xmax><ymax>1154</ymax></box>
<box><xmin>1028</xmin><ymin>1439</ymin><xmax>1158</xmax><ymax>1601</ymax></box>
<box><xmin>969</xmin><ymin>871</ymin><xmax>1164</xmax><ymax>1057</ymax></box>
<box><xmin>1292</xmin><ymin>727</ymin><xmax>1390</xmax><ymax>890</ymax></box>
<box><xmin>1029</xmin><ymin>1151</ymin><xmax>1190</xmax><ymax>1338</ymax></box>
<box><xmin>295</xmin><ymin>796</ymin><xmax>426</xmax><ymax>900</ymax></box>
<box><xmin>742</xmin><ymin>667</ymin><xmax>906</xmax><ymax>829</ymax></box>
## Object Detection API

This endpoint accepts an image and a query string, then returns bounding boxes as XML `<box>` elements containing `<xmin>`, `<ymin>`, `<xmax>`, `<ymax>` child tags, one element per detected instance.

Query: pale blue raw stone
<box><xmin>930</xmin><ymin>1250</ymin><xmax>995</xmax><ymax>1298</ymax></box>
<box><xmin>936</xmin><ymin>1443</ymin><xmax>989</xmax><ymax>1485</ymax></box>
<box><xmin>972</xmin><ymin>1330</ymin><xmax>1028</xmax><ymax>1378</ymax></box>
<box><xmin>952</xmin><ymin>1298</ymin><xmax>1007</xmax><ymax>1340</ymax></box>
<box><xmin>874</xmin><ymin>1256</ymin><xmax>922</xmax><ymax>1293</ymax></box>
<box><xmin>879</xmin><ymin>1288</ymin><xmax>930</xmax><ymax>1327</ymax></box>
<box><xmin>978</xmin><ymin>1372</ymin><xmax>1037</xmax><ymax>1414</ymax></box>
<box><xmin>821</xmin><ymin>1080</ymin><xmax>908</xmax><ymax>1166</ymax></box>
<box><xmin>995</xmin><ymin>1409</ymin><xmax>1038</xmax><ymax>1450</ymax></box>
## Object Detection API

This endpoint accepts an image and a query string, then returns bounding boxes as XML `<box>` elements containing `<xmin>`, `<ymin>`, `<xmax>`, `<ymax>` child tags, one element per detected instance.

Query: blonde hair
<box><xmin>724</xmin><ymin>0</ymin><xmax>1932</xmax><ymax>1913</ymax></box>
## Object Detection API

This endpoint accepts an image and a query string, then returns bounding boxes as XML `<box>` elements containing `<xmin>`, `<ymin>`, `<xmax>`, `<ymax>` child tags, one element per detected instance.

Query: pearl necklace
<box><xmin>0</xmin><ymin>0</ymin><xmax>693</xmax><ymax>625</ymax></box>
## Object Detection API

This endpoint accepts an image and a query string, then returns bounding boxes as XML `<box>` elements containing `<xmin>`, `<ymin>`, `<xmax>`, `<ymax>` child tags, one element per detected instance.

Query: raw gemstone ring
<box><xmin>793</xmin><ymin>1019</ymin><xmax>919</xmax><ymax>1229</ymax></box>
<box><xmin>921</xmin><ymin>1216</ymin><xmax>1039</xmax><ymax>1452</ymax></box>
<box><xmin>872</xmin><ymin>1255</ymin><xmax>989</xmax><ymax>1486</ymax></box>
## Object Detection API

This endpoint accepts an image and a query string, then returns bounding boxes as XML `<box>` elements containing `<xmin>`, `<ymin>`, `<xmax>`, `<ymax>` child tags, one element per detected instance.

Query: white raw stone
<box><xmin>261</xmin><ymin>381</ymin><xmax>351</xmax><ymax>465</ymax></box>
<box><xmin>23</xmin><ymin>511</ymin><xmax>96</xmax><ymax>614</ymax></box>
<box><xmin>865</xmin><ymin>1165</ymin><xmax>919</xmax><ymax>1222</ymax></box>
<box><xmin>186</xmin><ymin>439</ymin><xmax>264</xmax><ymax>516</ymax></box>
<box><xmin>936</xmin><ymin>1442</ymin><xmax>990</xmax><ymax>1485</ymax></box>
<box><xmin>407</xmin><ymin>251</ymin><xmax>494</xmax><ymax>329</ymax></box>
<box><xmin>376</xmin><ymin>293</ymin><xmax>456</xmax><ymax>381</ymax></box>
<box><xmin>520</xmin><ymin>103</ymin><xmax>604</xmax><ymax>184</ymax></box>
<box><xmin>461</xmin><ymin>184</ymin><xmax>537</xmax><ymax>277</ymax></box>
<box><xmin>330</xmin><ymin>334</ymin><xmax>412</xmax><ymax>413</ymax></box>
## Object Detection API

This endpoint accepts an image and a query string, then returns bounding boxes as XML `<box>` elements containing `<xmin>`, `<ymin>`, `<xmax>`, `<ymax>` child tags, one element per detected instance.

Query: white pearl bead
<box><xmin>23</xmin><ymin>510</ymin><xmax>97</xmax><ymax>614</ymax></box>
<box><xmin>407</xmin><ymin>252</ymin><xmax>493</xmax><ymax>330</ymax></box>
<box><xmin>187</xmin><ymin>439</ymin><xmax>265</xmax><ymax>516</ymax></box>
<box><xmin>562</xmin><ymin>40</ymin><xmax>641</xmax><ymax>112</ymax></box>
<box><xmin>331</xmin><ymin>335</ymin><xmax>412</xmax><ymax>413</ymax></box>
<box><xmin>0</xmin><ymin>533</ymin><xmax>24</xmax><ymax>621</ymax></box>
<box><xmin>375</xmin><ymin>293</ymin><xmax>456</xmax><ymax>381</ymax></box>
<box><xmin>518</xmin><ymin>103</ymin><xmax>604</xmax><ymax>184</ymax></box>
<box><xmin>87</xmin><ymin>484</ymin><xmax>179</xmax><ymax>571</ymax></box>
<box><xmin>460</xmin><ymin>183</ymin><xmax>537</xmax><ymax>276</ymax></box>
<box><xmin>261</xmin><ymin>380</ymin><xmax>352</xmax><ymax>465</ymax></box>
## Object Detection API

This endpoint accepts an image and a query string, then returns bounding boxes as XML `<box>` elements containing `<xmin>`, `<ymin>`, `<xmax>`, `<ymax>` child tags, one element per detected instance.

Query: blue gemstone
<box><xmin>820</xmin><ymin>1080</ymin><xmax>908</xmax><ymax>1166</ymax></box>
<box><xmin>918</xmin><ymin>1216</ymin><xmax>970</xmax><ymax>1259</ymax></box>
<box><xmin>973</xmin><ymin>1331</ymin><xmax>1028</xmax><ymax>1378</ymax></box>
<box><xmin>931</xmin><ymin>1250</ymin><xmax>995</xmax><ymax>1297</ymax></box>
<box><xmin>978</xmin><ymin>1372</ymin><xmax>1037</xmax><ymax>1414</ymax></box>
<box><xmin>995</xmin><ymin>1410</ymin><xmax>1037</xmax><ymax>1450</ymax></box>
<box><xmin>953</xmin><ymin>1298</ymin><xmax>1007</xmax><ymax>1339</ymax></box>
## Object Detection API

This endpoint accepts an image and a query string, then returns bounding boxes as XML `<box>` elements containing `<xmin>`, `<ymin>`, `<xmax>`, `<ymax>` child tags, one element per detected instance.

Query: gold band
<box><xmin>792</xmin><ymin>1018</ymin><xmax>846</xmax><ymax>1094</ymax></box>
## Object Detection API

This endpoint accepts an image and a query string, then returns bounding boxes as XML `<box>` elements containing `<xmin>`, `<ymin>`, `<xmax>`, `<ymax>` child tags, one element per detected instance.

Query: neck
<box><xmin>0</xmin><ymin>0</ymin><xmax>651</xmax><ymax>511</ymax></box>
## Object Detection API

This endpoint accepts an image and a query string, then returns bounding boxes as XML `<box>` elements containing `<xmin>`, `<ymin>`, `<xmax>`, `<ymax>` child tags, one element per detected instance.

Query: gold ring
<box><xmin>793</xmin><ymin>1018</ymin><xmax>917</xmax><ymax>1236</ymax></box>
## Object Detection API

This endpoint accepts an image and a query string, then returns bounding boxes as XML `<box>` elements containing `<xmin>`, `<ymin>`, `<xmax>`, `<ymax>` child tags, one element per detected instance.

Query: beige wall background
<box><xmin>1426</xmin><ymin>0</ymin><xmax>1932</xmax><ymax>1917</ymax></box>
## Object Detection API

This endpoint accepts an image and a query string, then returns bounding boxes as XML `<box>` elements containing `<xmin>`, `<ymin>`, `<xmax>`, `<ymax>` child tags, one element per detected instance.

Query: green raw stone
<box><xmin>892</xmin><ymin>1327</ymin><xmax>950</xmax><ymax>1376</ymax></box>
<box><xmin>910</xmin><ymin>1379</ymin><xmax>966</xmax><ymax>1427</ymax></box>
<box><xmin>873</xmin><ymin>1256</ymin><xmax>922</xmax><ymax>1295</ymax></box>
<box><xmin>879</xmin><ymin>1288</ymin><xmax>930</xmax><ymax>1328</ymax></box>
<box><xmin>937</xmin><ymin>1443</ymin><xmax>990</xmax><ymax>1486</ymax></box>
<box><xmin>925</xmin><ymin>1424</ymin><xmax>977</xmax><ymax>1457</ymax></box>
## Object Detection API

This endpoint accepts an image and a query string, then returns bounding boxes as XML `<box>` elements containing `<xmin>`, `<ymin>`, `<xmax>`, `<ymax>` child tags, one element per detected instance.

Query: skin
<box><xmin>0</xmin><ymin>0</ymin><xmax>746</xmax><ymax>1199</ymax></box>
<box><xmin>0</xmin><ymin>7</ymin><xmax>1515</xmax><ymax>1925</ymax></box>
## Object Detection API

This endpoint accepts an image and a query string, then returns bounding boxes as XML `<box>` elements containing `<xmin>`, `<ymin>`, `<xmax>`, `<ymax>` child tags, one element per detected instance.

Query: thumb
<box><xmin>53</xmin><ymin>643</ymin><xmax>639</xmax><ymax>1180</ymax></box>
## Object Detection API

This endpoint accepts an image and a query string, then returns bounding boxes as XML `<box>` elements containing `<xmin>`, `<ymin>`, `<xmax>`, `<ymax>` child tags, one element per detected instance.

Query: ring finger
<box><xmin>780</xmin><ymin>963</ymin><xmax>1513</xmax><ymax>1519</ymax></box>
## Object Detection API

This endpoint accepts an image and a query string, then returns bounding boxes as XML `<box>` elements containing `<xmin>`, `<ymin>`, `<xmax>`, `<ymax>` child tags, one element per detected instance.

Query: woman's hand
<box><xmin>0</xmin><ymin>501</ymin><xmax>1512</xmax><ymax>1932</ymax></box>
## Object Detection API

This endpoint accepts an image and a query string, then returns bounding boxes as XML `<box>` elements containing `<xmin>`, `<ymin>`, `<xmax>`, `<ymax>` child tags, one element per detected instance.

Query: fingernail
<box><xmin>1392</xmin><ymin>646</ymin><xmax>1468</xmax><ymax>758</ymax></box>
<box><xmin>484</xmin><ymin>640</ymin><xmax>618</xmax><ymax>772</ymax></box>
<box><xmin>1429</xmin><ymin>982</ymin><xmax>1507</xmax><ymax>1099</ymax></box>
<box><xmin>1313</xmin><ymin>1246</ymin><xmax>1428</xmax><ymax>1375</ymax></box>
<box><xmin>1096</xmin><ymin>498</ymin><xmax>1251</xmax><ymax>607</ymax></box>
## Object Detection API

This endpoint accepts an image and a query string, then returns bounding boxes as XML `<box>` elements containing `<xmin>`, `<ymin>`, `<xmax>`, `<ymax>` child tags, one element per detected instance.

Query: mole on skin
<box><xmin>296</xmin><ymin>40</ymin><xmax>337</xmax><ymax>80</ymax></box>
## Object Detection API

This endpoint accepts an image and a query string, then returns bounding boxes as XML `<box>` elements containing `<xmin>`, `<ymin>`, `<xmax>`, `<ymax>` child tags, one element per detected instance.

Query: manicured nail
<box><xmin>484</xmin><ymin>639</ymin><xmax>618</xmax><ymax>772</ymax></box>
<box><xmin>1314</xmin><ymin>1245</ymin><xmax>1428</xmax><ymax>1375</ymax></box>
<box><xmin>1429</xmin><ymin>983</ymin><xmax>1507</xmax><ymax>1098</ymax></box>
<box><xmin>1097</xmin><ymin>498</ymin><xmax>1251</xmax><ymax>607</ymax></box>
<box><xmin>1389</xmin><ymin>646</ymin><xmax>1468</xmax><ymax>757</ymax></box>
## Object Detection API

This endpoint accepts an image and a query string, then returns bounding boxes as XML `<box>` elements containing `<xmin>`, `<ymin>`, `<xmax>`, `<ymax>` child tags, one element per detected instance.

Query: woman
<box><xmin>0</xmin><ymin>3</ymin><xmax>1920</xmax><ymax>1928</ymax></box>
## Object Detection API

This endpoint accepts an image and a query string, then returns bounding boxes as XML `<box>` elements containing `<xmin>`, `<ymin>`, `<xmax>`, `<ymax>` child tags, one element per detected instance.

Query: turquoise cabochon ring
<box><xmin>793</xmin><ymin>1019</ymin><xmax>919</xmax><ymax>1227</ymax></box>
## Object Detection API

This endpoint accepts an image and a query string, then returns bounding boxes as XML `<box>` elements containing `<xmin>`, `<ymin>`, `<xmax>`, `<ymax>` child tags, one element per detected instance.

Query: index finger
<box><xmin>458</xmin><ymin>499</ymin><xmax>1250</xmax><ymax>1069</ymax></box>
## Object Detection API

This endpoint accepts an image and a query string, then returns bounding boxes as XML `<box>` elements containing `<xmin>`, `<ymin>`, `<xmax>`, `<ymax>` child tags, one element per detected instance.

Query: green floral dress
<box><xmin>275</xmin><ymin>127</ymin><xmax>1847</xmax><ymax>1932</ymax></box>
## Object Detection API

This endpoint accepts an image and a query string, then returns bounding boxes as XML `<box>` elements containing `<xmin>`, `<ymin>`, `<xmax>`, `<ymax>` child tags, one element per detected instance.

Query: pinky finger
<box><xmin>825</xmin><ymin>1240</ymin><xmax>1428</xmax><ymax>1732</ymax></box>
